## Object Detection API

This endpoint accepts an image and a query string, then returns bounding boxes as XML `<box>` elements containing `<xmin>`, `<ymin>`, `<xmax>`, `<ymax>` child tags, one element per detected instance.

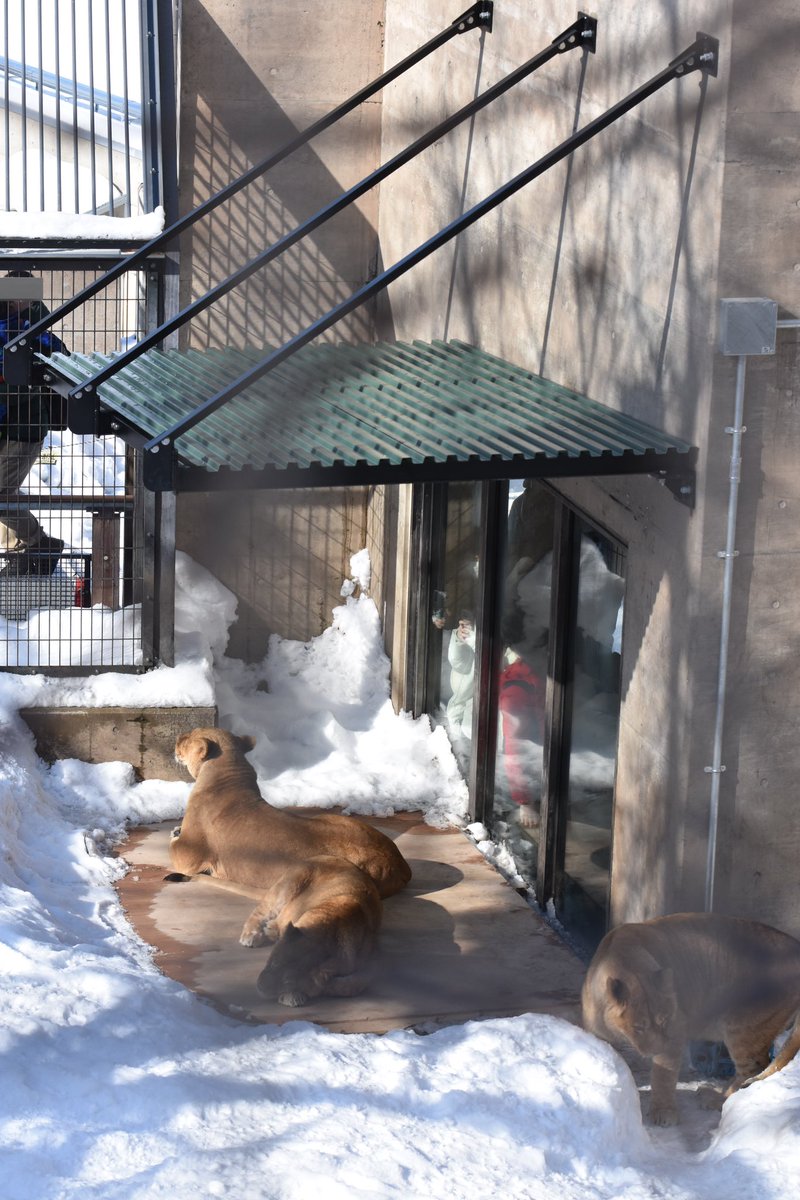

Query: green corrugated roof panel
<box><xmin>41</xmin><ymin>339</ymin><xmax>696</xmax><ymax>490</ymax></box>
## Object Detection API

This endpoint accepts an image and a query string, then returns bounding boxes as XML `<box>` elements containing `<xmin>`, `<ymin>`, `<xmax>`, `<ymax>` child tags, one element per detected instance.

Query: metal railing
<box><xmin>0</xmin><ymin>0</ymin><xmax>148</xmax><ymax>216</ymax></box>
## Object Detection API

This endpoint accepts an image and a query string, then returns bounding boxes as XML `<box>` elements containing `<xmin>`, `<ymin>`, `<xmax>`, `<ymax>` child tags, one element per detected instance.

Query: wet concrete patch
<box><xmin>116</xmin><ymin>812</ymin><xmax>586</xmax><ymax>1033</ymax></box>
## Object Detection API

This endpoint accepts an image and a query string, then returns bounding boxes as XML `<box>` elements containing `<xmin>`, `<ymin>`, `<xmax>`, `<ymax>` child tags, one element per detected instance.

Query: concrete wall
<box><xmin>377</xmin><ymin>1</ymin><xmax>800</xmax><ymax>931</ymax></box>
<box><xmin>693</xmin><ymin>0</ymin><xmax>800</xmax><ymax>930</ymax></box>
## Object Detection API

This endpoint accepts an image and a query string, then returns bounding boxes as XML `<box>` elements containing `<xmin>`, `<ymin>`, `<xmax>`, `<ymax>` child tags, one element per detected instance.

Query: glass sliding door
<box><xmin>488</xmin><ymin>486</ymin><xmax>625</xmax><ymax>952</ymax></box>
<box><xmin>556</xmin><ymin>520</ymin><xmax>625</xmax><ymax>952</ymax></box>
<box><xmin>491</xmin><ymin>480</ymin><xmax>556</xmax><ymax>887</ymax></box>
<box><xmin>422</xmin><ymin>481</ymin><xmax>483</xmax><ymax>773</ymax></box>
<box><xmin>410</xmin><ymin>477</ymin><xmax>624</xmax><ymax>954</ymax></box>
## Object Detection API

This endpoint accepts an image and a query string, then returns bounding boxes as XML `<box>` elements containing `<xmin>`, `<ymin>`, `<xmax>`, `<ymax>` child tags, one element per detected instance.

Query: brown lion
<box><xmin>239</xmin><ymin>854</ymin><xmax>383</xmax><ymax>1007</ymax></box>
<box><xmin>581</xmin><ymin>913</ymin><xmax>800</xmax><ymax>1126</ymax></box>
<box><xmin>169</xmin><ymin>727</ymin><xmax>412</xmax><ymax>900</ymax></box>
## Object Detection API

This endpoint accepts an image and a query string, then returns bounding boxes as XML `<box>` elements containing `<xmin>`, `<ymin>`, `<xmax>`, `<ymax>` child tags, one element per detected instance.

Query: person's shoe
<box><xmin>0</xmin><ymin>535</ymin><xmax>64</xmax><ymax>578</ymax></box>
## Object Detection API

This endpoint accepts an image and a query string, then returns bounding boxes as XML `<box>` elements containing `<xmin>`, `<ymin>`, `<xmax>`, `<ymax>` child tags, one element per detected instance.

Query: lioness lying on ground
<box><xmin>170</xmin><ymin>726</ymin><xmax>412</xmax><ymax>901</ymax></box>
<box><xmin>239</xmin><ymin>854</ymin><xmax>382</xmax><ymax>1007</ymax></box>
<box><xmin>581</xmin><ymin>913</ymin><xmax>800</xmax><ymax>1126</ymax></box>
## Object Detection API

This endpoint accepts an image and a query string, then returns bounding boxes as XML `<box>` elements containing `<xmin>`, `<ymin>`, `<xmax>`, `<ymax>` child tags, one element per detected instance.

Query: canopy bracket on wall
<box><xmin>658</xmin><ymin>468</ymin><xmax>696</xmax><ymax>508</ymax></box>
<box><xmin>453</xmin><ymin>1</ymin><xmax>494</xmax><ymax>35</ymax></box>
<box><xmin>131</xmin><ymin>31</ymin><xmax>718</xmax><ymax>459</ymax></box>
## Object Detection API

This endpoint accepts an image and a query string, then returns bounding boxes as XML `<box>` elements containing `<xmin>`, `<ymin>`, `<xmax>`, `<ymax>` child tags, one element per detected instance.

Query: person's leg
<box><xmin>0</xmin><ymin>438</ymin><xmax>45</xmax><ymax>545</ymax></box>
<box><xmin>0</xmin><ymin>439</ymin><xmax>63</xmax><ymax>575</ymax></box>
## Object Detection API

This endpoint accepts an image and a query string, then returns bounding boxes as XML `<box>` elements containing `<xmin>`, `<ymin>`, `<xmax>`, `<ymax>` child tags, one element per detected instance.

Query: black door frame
<box><xmin>408</xmin><ymin>477</ymin><xmax>625</xmax><ymax>932</ymax></box>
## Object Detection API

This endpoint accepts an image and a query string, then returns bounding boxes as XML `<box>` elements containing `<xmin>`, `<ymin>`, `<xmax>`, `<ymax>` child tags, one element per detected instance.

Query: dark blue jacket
<box><xmin>0</xmin><ymin>300</ymin><xmax>66</xmax><ymax>440</ymax></box>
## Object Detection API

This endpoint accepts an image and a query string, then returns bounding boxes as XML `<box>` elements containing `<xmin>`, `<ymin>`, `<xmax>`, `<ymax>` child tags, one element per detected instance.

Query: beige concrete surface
<box><xmin>21</xmin><ymin>706</ymin><xmax>218</xmax><ymax>780</ymax></box>
<box><xmin>116</xmin><ymin>813</ymin><xmax>586</xmax><ymax>1034</ymax></box>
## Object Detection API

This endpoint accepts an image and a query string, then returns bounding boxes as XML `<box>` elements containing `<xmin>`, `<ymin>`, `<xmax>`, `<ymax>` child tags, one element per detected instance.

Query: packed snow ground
<box><xmin>0</xmin><ymin>554</ymin><xmax>799</xmax><ymax>1199</ymax></box>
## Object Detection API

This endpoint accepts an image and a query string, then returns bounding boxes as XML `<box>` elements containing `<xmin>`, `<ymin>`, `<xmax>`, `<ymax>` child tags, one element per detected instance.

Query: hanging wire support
<box><xmin>2</xmin><ymin>2</ymin><xmax>492</xmax><ymax>385</ymax></box>
<box><xmin>133</xmin><ymin>32</ymin><xmax>718</xmax><ymax>472</ymax></box>
<box><xmin>67</xmin><ymin>12</ymin><xmax>594</xmax><ymax>400</ymax></box>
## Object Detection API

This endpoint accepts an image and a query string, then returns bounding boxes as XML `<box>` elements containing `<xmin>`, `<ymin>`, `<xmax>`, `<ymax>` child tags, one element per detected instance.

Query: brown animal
<box><xmin>581</xmin><ymin>913</ymin><xmax>800</xmax><ymax>1126</ymax></box>
<box><xmin>741</xmin><ymin>1008</ymin><xmax>800</xmax><ymax>1087</ymax></box>
<box><xmin>239</xmin><ymin>854</ymin><xmax>382</xmax><ymax>1007</ymax></box>
<box><xmin>170</xmin><ymin>727</ymin><xmax>412</xmax><ymax>901</ymax></box>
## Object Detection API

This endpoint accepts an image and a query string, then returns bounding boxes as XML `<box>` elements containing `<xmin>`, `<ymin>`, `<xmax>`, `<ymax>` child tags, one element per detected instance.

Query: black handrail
<box><xmin>139</xmin><ymin>33</ymin><xmax>718</xmax><ymax>467</ymax></box>
<box><xmin>69</xmin><ymin>13</ymin><xmax>596</xmax><ymax>396</ymax></box>
<box><xmin>2</xmin><ymin>0</ymin><xmax>493</xmax><ymax>384</ymax></box>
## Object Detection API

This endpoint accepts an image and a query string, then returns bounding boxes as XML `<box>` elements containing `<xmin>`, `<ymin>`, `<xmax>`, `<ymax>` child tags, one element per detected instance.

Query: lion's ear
<box><xmin>193</xmin><ymin>735</ymin><xmax>215</xmax><ymax>762</ymax></box>
<box><xmin>607</xmin><ymin>976</ymin><xmax>629</xmax><ymax>1006</ymax></box>
<box><xmin>237</xmin><ymin>734</ymin><xmax>257</xmax><ymax>753</ymax></box>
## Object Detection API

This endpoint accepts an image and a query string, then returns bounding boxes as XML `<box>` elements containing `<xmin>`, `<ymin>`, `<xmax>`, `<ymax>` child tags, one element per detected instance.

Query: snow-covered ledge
<box><xmin>0</xmin><ymin>206</ymin><xmax>166</xmax><ymax>241</ymax></box>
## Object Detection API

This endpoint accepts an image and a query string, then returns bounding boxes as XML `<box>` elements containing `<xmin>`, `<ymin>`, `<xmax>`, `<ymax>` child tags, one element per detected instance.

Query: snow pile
<box><xmin>216</xmin><ymin>556</ymin><xmax>469</xmax><ymax>826</ymax></box>
<box><xmin>0</xmin><ymin>552</ymin><xmax>798</xmax><ymax>1197</ymax></box>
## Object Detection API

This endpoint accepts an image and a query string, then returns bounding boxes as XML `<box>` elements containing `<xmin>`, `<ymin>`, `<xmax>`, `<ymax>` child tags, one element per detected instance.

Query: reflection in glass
<box><xmin>491</xmin><ymin>480</ymin><xmax>555</xmax><ymax>886</ymax></box>
<box><xmin>560</xmin><ymin>525</ymin><xmax>625</xmax><ymax>952</ymax></box>
<box><xmin>425</xmin><ymin>482</ymin><xmax>482</xmax><ymax>773</ymax></box>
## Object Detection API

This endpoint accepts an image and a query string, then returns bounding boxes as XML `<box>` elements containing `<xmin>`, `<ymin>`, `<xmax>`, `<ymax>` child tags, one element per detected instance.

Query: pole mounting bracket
<box><xmin>453</xmin><ymin>1</ymin><xmax>493</xmax><ymax>35</ymax></box>
<box><xmin>669</xmin><ymin>31</ymin><xmax>719</xmax><ymax>78</ymax></box>
<box><xmin>553</xmin><ymin>12</ymin><xmax>597</xmax><ymax>55</ymax></box>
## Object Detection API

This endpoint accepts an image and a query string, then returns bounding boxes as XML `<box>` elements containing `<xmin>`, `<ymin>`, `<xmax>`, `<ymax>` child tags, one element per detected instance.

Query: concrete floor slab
<box><xmin>116</xmin><ymin>812</ymin><xmax>586</xmax><ymax>1034</ymax></box>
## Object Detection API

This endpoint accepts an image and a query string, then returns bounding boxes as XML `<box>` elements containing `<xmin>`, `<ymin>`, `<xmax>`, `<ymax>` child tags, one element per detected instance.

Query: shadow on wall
<box><xmin>178</xmin><ymin>0</ymin><xmax>383</xmax><ymax>352</ymax></box>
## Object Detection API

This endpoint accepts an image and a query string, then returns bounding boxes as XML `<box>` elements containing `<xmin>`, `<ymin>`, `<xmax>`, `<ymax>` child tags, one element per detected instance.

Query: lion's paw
<box><xmin>278</xmin><ymin>990</ymin><xmax>308</xmax><ymax>1008</ymax></box>
<box><xmin>239</xmin><ymin>927</ymin><xmax>268</xmax><ymax>948</ymax></box>
<box><xmin>649</xmin><ymin>1101</ymin><xmax>679</xmax><ymax>1127</ymax></box>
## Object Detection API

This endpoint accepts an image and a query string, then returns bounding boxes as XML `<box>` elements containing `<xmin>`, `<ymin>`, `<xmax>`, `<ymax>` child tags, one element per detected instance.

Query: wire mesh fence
<box><xmin>0</xmin><ymin>258</ymin><xmax>156</xmax><ymax>671</ymax></box>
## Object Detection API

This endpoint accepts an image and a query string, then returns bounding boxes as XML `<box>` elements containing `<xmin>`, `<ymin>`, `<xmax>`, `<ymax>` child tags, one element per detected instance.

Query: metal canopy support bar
<box><xmin>2</xmin><ymin>2</ymin><xmax>492</xmax><ymax>384</ymax></box>
<box><xmin>140</xmin><ymin>33</ymin><xmax>719</xmax><ymax>467</ymax></box>
<box><xmin>70</xmin><ymin>12</ymin><xmax>594</xmax><ymax>396</ymax></box>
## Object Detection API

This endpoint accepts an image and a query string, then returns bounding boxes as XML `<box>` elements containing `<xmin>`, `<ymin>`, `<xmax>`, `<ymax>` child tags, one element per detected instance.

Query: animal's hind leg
<box><xmin>169</xmin><ymin>828</ymin><xmax>213</xmax><ymax>877</ymax></box>
<box><xmin>239</xmin><ymin>869</ymin><xmax>305</xmax><ymax>947</ymax></box>
<box><xmin>724</xmin><ymin>1023</ymin><xmax>774</xmax><ymax>1095</ymax></box>
<box><xmin>741</xmin><ymin>1018</ymin><xmax>800</xmax><ymax>1087</ymax></box>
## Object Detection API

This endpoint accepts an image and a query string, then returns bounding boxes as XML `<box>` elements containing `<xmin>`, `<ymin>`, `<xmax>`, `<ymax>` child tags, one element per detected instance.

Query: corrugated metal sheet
<box><xmin>41</xmin><ymin>339</ymin><xmax>696</xmax><ymax>489</ymax></box>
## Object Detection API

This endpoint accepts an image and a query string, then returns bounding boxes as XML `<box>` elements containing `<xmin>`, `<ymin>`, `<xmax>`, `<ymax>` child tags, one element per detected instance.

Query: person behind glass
<box><xmin>0</xmin><ymin>270</ymin><xmax>66</xmax><ymax>578</ymax></box>
<box><xmin>498</xmin><ymin>609</ymin><xmax>545</xmax><ymax>829</ymax></box>
<box><xmin>445</xmin><ymin>610</ymin><xmax>476</xmax><ymax>740</ymax></box>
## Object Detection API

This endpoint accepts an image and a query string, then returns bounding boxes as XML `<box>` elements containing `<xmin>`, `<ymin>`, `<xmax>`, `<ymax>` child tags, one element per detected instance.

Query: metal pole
<box><xmin>77</xmin><ymin>13</ymin><xmax>595</xmax><ymax>393</ymax></box>
<box><xmin>704</xmin><ymin>353</ymin><xmax>747</xmax><ymax>911</ymax></box>
<box><xmin>3</xmin><ymin>1</ymin><xmax>491</xmax><ymax>374</ymax></box>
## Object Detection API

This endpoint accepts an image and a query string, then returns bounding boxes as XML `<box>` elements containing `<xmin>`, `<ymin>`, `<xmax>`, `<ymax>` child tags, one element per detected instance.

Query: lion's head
<box><xmin>175</xmin><ymin>727</ymin><xmax>257</xmax><ymax>779</ymax></box>
<box><xmin>604</xmin><ymin>968</ymin><xmax>678</xmax><ymax>1057</ymax></box>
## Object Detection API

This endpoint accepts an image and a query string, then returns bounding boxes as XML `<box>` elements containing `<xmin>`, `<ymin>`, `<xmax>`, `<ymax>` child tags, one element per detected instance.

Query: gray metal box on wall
<box><xmin>719</xmin><ymin>298</ymin><xmax>777</xmax><ymax>356</ymax></box>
